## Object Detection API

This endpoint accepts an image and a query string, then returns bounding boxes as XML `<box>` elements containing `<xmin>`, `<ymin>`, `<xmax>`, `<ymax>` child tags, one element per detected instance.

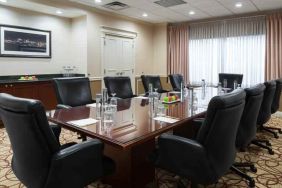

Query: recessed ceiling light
<box><xmin>56</xmin><ymin>10</ymin><xmax>63</xmax><ymax>14</ymax></box>
<box><xmin>189</xmin><ymin>11</ymin><xmax>195</xmax><ymax>15</ymax></box>
<box><xmin>235</xmin><ymin>2</ymin><xmax>242</xmax><ymax>8</ymax></box>
<box><xmin>0</xmin><ymin>0</ymin><xmax>7</xmax><ymax>3</ymax></box>
<box><xmin>142</xmin><ymin>13</ymin><xmax>148</xmax><ymax>17</ymax></box>
<box><xmin>95</xmin><ymin>0</ymin><xmax>102</xmax><ymax>3</ymax></box>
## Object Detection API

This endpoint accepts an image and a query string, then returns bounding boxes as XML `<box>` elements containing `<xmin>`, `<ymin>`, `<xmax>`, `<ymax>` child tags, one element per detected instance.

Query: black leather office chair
<box><xmin>151</xmin><ymin>89</ymin><xmax>246</xmax><ymax>186</ymax></box>
<box><xmin>219</xmin><ymin>73</ymin><xmax>243</xmax><ymax>89</ymax></box>
<box><xmin>169</xmin><ymin>74</ymin><xmax>184</xmax><ymax>91</ymax></box>
<box><xmin>232</xmin><ymin>84</ymin><xmax>266</xmax><ymax>187</ymax></box>
<box><xmin>141</xmin><ymin>75</ymin><xmax>168</xmax><ymax>93</ymax></box>
<box><xmin>104</xmin><ymin>76</ymin><xmax>136</xmax><ymax>99</ymax></box>
<box><xmin>53</xmin><ymin>77</ymin><xmax>94</xmax><ymax>109</ymax></box>
<box><xmin>257</xmin><ymin>81</ymin><xmax>278</xmax><ymax>138</ymax></box>
<box><xmin>0</xmin><ymin>93</ymin><xmax>115</xmax><ymax>188</ymax></box>
<box><xmin>269</xmin><ymin>78</ymin><xmax>282</xmax><ymax>134</ymax></box>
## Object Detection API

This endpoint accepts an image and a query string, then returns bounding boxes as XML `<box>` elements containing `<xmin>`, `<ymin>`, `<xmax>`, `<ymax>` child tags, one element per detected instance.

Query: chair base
<box><xmin>261</xmin><ymin>126</ymin><xmax>279</xmax><ymax>139</ymax></box>
<box><xmin>230</xmin><ymin>166</ymin><xmax>255</xmax><ymax>187</ymax></box>
<box><xmin>265</xmin><ymin>126</ymin><xmax>282</xmax><ymax>134</ymax></box>
<box><xmin>233</xmin><ymin>162</ymin><xmax>257</xmax><ymax>173</ymax></box>
<box><xmin>251</xmin><ymin>140</ymin><xmax>274</xmax><ymax>155</ymax></box>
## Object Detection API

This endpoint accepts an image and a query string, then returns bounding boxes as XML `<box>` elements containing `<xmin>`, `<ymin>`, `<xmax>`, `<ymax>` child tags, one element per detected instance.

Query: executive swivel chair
<box><xmin>257</xmin><ymin>81</ymin><xmax>278</xmax><ymax>138</ymax></box>
<box><xmin>232</xmin><ymin>84</ymin><xmax>266</xmax><ymax>187</ymax></box>
<box><xmin>141</xmin><ymin>75</ymin><xmax>168</xmax><ymax>94</ymax></box>
<box><xmin>219</xmin><ymin>73</ymin><xmax>243</xmax><ymax>89</ymax></box>
<box><xmin>53</xmin><ymin>77</ymin><xmax>95</xmax><ymax>140</ymax></box>
<box><xmin>104</xmin><ymin>76</ymin><xmax>136</xmax><ymax>99</ymax></box>
<box><xmin>151</xmin><ymin>89</ymin><xmax>246</xmax><ymax>186</ymax></box>
<box><xmin>53</xmin><ymin>77</ymin><xmax>94</xmax><ymax>109</ymax></box>
<box><xmin>268</xmin><ymin>78</ymin><xmax>282</xmax><ymax>134</ymax></box>
<box><xmin>169</xmin><ymin>74</ymin><xmax>184</xmax><ymax>91</ymax></box>
<box><xmin>0</xmin><ymin>93</ymin><xmax>115</xmax><ymax>188</ymax></box>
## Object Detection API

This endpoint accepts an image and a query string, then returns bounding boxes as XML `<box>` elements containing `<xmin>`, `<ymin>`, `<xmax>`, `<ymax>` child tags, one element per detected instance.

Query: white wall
<box><xmin>0</xmin><ymin>5</ymin><xmax>84</xmax><ymax>76</ymax></box>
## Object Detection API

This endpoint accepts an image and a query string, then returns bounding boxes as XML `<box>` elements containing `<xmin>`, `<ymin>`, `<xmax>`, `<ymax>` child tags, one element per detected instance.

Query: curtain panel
<box><xmin>189</xmin><ymin>16</ymin><xmax>266</xmax><ymax>87</ymax></box>
<box><xmin>167</xmin><ymin>24</ymin><xmax>189</xmax><ymax>84</ymax></box>
<box><xmin>266</xmin><ymin>13</ymin><xmax>282</xmax><ymax>80</ymax></box>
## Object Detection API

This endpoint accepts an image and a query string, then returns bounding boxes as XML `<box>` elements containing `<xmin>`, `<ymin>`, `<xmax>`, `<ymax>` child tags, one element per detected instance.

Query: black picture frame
<box><xmin>0</xmin><ymin>25</ymin><xmax>51</xmax><ymax>58</ymax></box>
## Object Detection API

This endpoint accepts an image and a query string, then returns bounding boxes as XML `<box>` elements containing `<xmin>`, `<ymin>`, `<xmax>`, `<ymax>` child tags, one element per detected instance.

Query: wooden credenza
<box><xmin>0</xmin><ymin>81</ymin><xmax>57</xmax><ymax>110</ymax></box>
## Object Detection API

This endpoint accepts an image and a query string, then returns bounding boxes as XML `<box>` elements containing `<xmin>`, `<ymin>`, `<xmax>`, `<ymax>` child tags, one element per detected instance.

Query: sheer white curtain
<box><xmin>189</xmin><ymin>16</ymin><xmax>266</xmax><ymax>87</ymax></box>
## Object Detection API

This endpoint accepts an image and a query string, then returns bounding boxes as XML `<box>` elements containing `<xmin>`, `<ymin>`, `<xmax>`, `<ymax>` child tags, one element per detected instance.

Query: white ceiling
<box><xmin>69</xmin><ymin>0</ymin><xmax>282</xmax><ymax>23</ymax></box>
<box><xmin>0</xmin><ymin>0</ymin><xmax>85</xmax><ymax>18</ymax></box>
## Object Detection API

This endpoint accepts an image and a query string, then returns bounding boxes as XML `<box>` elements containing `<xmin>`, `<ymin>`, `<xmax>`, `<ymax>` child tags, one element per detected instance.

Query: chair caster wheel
<box><xmin>268</xmin><ymin>150</ymin><xmax>274</xmax><ymax>155</ymax></box>
<box><xmin>250</xmin><ymin>166</ymin><xmax>257</xmax><ymax>173</ymax></box>
<box><xmin>266</xmin><ymin>142</ymin><xmax>272</xmax><ymax>146</ymax></box>
<box><xmin>278</xmin><ymin>130</ymin><xmax>282</xmax><ymax>134</ymax></box>
<box><xmin>249</xmin><ymin>179</ymin><xmax>255</xmax><ymax>188</ymax></box>
<box><xmin>274</xmin><ymin>134</ymin><xmax>279</xmax><ymax>139</ymax></box>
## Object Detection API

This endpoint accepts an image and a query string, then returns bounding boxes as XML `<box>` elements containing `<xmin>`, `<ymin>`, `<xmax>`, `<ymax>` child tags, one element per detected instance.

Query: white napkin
<box><xmin>86</xmin><ymin>103</ymin><xmax>100</xmax><ymax>107</ymax></box>
<box><xmin>135</xmin><ymin>96</ymin><xmax>149</xmax><ymax>99</ymax></box>
<box><xmin>67</xmin><ymin>118</ymin><xmax>98</xmax><ymax>127</ymax></box>
<box><xmin>153</xmin><ymin>116</ymin><xmax>179</xmax><ymax>123</ymax></box>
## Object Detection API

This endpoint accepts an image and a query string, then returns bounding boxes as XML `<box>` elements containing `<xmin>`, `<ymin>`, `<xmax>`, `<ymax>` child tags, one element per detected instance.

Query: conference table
<box><xmin>47</xmin><ymin>87</ymin><xmax>219</xmax><ymax>188</ymax></box>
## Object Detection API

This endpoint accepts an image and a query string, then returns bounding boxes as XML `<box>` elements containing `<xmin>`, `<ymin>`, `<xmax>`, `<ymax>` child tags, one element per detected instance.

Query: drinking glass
<box><xmin>156</xmin><ymin>102</ymin><xmax>165</xmax><ymax>117</ymax></box>
<box><xmin>110</xmin><ymin>93</ymin><xmax>117</xmax><ymax>112</ymax></box>
<box><xmin>103</xmin><ymin>106</ymin><xmax>114</xmax><ymax>132</ymax></box>
<box><xmin>233</xmin><ymin>80</ymin><xmax>238</xmax><ymax>90</ymax></box>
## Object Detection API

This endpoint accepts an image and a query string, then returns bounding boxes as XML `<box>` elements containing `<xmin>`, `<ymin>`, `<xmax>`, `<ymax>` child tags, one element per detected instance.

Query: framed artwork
<box><xmin>0</xmin><ymin>25</ymin><xmax>51</xmax><ymax>58</ymax></box>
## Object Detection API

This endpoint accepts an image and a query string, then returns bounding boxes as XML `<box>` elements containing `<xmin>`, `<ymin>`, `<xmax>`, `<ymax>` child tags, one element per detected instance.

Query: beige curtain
<box><xmin>167</xmin><ymin>24</ymin><xmax>189</xmax><ymax>83</ymax></box>
<box><xmin>266</xmin><ymin>13</ymin><xmax>282</xmax><ymax>80</ymax></box>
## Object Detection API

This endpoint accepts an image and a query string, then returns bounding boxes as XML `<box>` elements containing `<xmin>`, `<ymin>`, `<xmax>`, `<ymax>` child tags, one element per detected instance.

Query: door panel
<box><xmin>103</xmin><ymin>35</ymin><xmax>135</xmax><ymax>93</ymax></box>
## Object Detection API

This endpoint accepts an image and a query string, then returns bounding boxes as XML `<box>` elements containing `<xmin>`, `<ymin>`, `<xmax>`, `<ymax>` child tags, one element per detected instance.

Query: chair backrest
<box><xmin>104</xmin><ymin>76</ymin><xmax>134</xmax><ymax>99</ymax></box>
<box><xmin>236</xmin><ymin>84</ymin><xmax>265</xmax><ymax>149</ymax></box>
<box><xmin>219</xmin><ymin>73</ymin><xmax>243</xmax><ymax>89</ymax></box>
<box><xmin>53</xmin><ymin>77</ymin><xmax>93</xmax><ymax>107</ymax></box>
<box><xmin>257</xmin><ymin>81</ymin><xmax>276</xmax><ymax>126</ymax></box>
<box><xmin>169</xmin><ymin>74</ymin><xmax>184</xmax><ymax>91</ymax></box>
<box><xmin>0</xmin><ymin>93</ymin><xmax>60</xmax><ymax>188</ymax></box>
<box><xmin>141</xmin><ymin>75</ymin><xmax>163</xmax><ymax>93</ymax></box>
<box><xmin>196</xmin><ymin>89</ymin><xmax>245</xmax><ymax>177</ymax></box>
<box><xmin>271</xmin><ymin>78</ymin><xmax>282</xmax><ymax>114</ymax></box>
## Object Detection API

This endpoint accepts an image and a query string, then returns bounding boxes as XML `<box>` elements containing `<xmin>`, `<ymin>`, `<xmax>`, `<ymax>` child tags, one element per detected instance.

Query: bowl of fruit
<box><xmin>163</xmin><ymin>95</ymin><xmax>180</xmax><ymax>104</ymax></box>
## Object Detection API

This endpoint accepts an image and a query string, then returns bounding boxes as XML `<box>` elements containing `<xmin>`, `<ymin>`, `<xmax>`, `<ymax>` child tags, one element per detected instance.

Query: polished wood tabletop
<box><xmin>47</xmin><ymin>87</ymin><xmax>219</xmax><ymax>149</ymax></box>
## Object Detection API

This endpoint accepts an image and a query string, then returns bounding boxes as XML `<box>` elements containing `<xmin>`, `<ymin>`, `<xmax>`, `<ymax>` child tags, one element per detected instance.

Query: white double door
<box><xmin>103</xmin><ymin>35</ymin><xmax>135</xmax><ymax>93</ymax></box>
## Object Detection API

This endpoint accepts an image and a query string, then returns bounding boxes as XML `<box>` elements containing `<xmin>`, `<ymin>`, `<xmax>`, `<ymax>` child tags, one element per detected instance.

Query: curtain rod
<box><xmin>188</xmin><ymin>14</ymin><xmax>266</xmax><ymax>25</ymax></box>
<box><xmin>169</xmin><ymin>9</ymin><xmax>282</xmax><ymax>27</ymax></box>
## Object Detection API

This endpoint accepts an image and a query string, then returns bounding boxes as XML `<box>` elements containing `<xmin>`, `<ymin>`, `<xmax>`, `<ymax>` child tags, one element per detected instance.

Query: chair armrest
<box><xmin>46</xmin><ymin>140</ymin><xmax>105</xmax><ymax>187</ymax></box>
<box><xmin>56</xmin><ymin>104</ymin><xmax>72</xmax><ymax>109</ymax></box>
<box><xmin>193</xmin><ymin>118</ymin><xmax>205</xmax><ymax>127</ymax></box>
<box><xmin>154</xmin><ymin>134</ymin><xmax>206</xmax><ymax>171</ymax></box>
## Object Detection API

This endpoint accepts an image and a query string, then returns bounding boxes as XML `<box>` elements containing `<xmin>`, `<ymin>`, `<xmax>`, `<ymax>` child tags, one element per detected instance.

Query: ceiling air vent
<box><xmin>103</xmin><ymin>1</ymin><xmax>130</xmax><ymax>11</ymax></box>
<box><xmin>154</xmin><ymin>0</ymin><xmax>186</xmax><ymax>8</ymax></box>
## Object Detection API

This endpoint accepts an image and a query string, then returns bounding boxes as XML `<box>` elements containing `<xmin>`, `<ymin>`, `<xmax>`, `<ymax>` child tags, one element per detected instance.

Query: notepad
<box><xmin>135</xmin><ymin>96</ymin><xmax>149</xmax><ymax>99</ymax></box>
<box><xmin>86</xmin><ymin>103</ymin><xmax>100</xmax><ymax>108</ymax></box>
<box><xmin>67</xmin><ymin>118</ymin><xmax>98</xmax><ymax>127</ymax></box>
<box><xmin>153</xmin><ymin>116</ymin><xmax>179</xmax><ymax>124</ymax></box>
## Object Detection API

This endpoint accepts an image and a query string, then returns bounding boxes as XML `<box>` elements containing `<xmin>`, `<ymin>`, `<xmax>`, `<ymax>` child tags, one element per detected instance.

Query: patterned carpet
<box><xmin>0</xmin><ymin>114</ymin><xmax>282</xmax><ymax>188</ymax></box>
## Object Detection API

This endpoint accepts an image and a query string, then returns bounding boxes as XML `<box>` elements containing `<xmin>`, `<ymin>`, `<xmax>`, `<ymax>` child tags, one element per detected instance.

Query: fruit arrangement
<box><xmin>163</xmin><ymin>95</ymin><xmax>179</xmax><ymax>103</ymax></box>
<box><xmin>18</xmin><ymin>76</ymin><xmax>38</xmax><ymax>81</ymax></box>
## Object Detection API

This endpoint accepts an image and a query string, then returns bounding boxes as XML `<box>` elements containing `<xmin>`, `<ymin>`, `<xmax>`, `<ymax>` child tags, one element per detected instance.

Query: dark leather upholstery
<box><xmin>141</xmin><ymin>75</ymin><xmax>167</xmax><ymax>93</ymax></box>
<box><xmin>236</xmin><ymin>84</ymin><xmax>265</xmax><ymax>149</ymax></box>
<box><xmin>104</xmin><ymin>76</ymin><xmax>135</xmax><ymax>99</ymax></box>
<box><xmin>219</xmin><ymin>73</ymin><xmax>243</xmax><ymax>89</ymax></box>
<box><xmin>152</xmin><ymin>89</ymin><xmax>246</xmax><ymax>185</ymax></box>
<box><xmin>271</xmin><ymin>78</ymin><xmax>282</xmax><ymax>114</ymax></box>
<box><xmin>0</xmin><ymin>93</ymin><xmax>115</xmax><ymax>188</ymax></box>
<box><xmin>169</xmin><ymin>74</ymin><xmax>184</xmax><ymax>91</ymax></box>
<box><xmin>257</xmin><ymin>81</ymin><xmax>276</xmax><ymax>126</ymax></box>
<box><xmin>53</xmin><ymin>77</ymin><xmax>93</xmax><ymax>108</ymax></box>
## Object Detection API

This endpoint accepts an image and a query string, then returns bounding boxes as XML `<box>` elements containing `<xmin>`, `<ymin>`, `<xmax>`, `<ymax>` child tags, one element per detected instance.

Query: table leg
<box><xmin>103</xmin><ymin>139</ymin><xmax>155</xmax><ymax>188</ymax></box>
